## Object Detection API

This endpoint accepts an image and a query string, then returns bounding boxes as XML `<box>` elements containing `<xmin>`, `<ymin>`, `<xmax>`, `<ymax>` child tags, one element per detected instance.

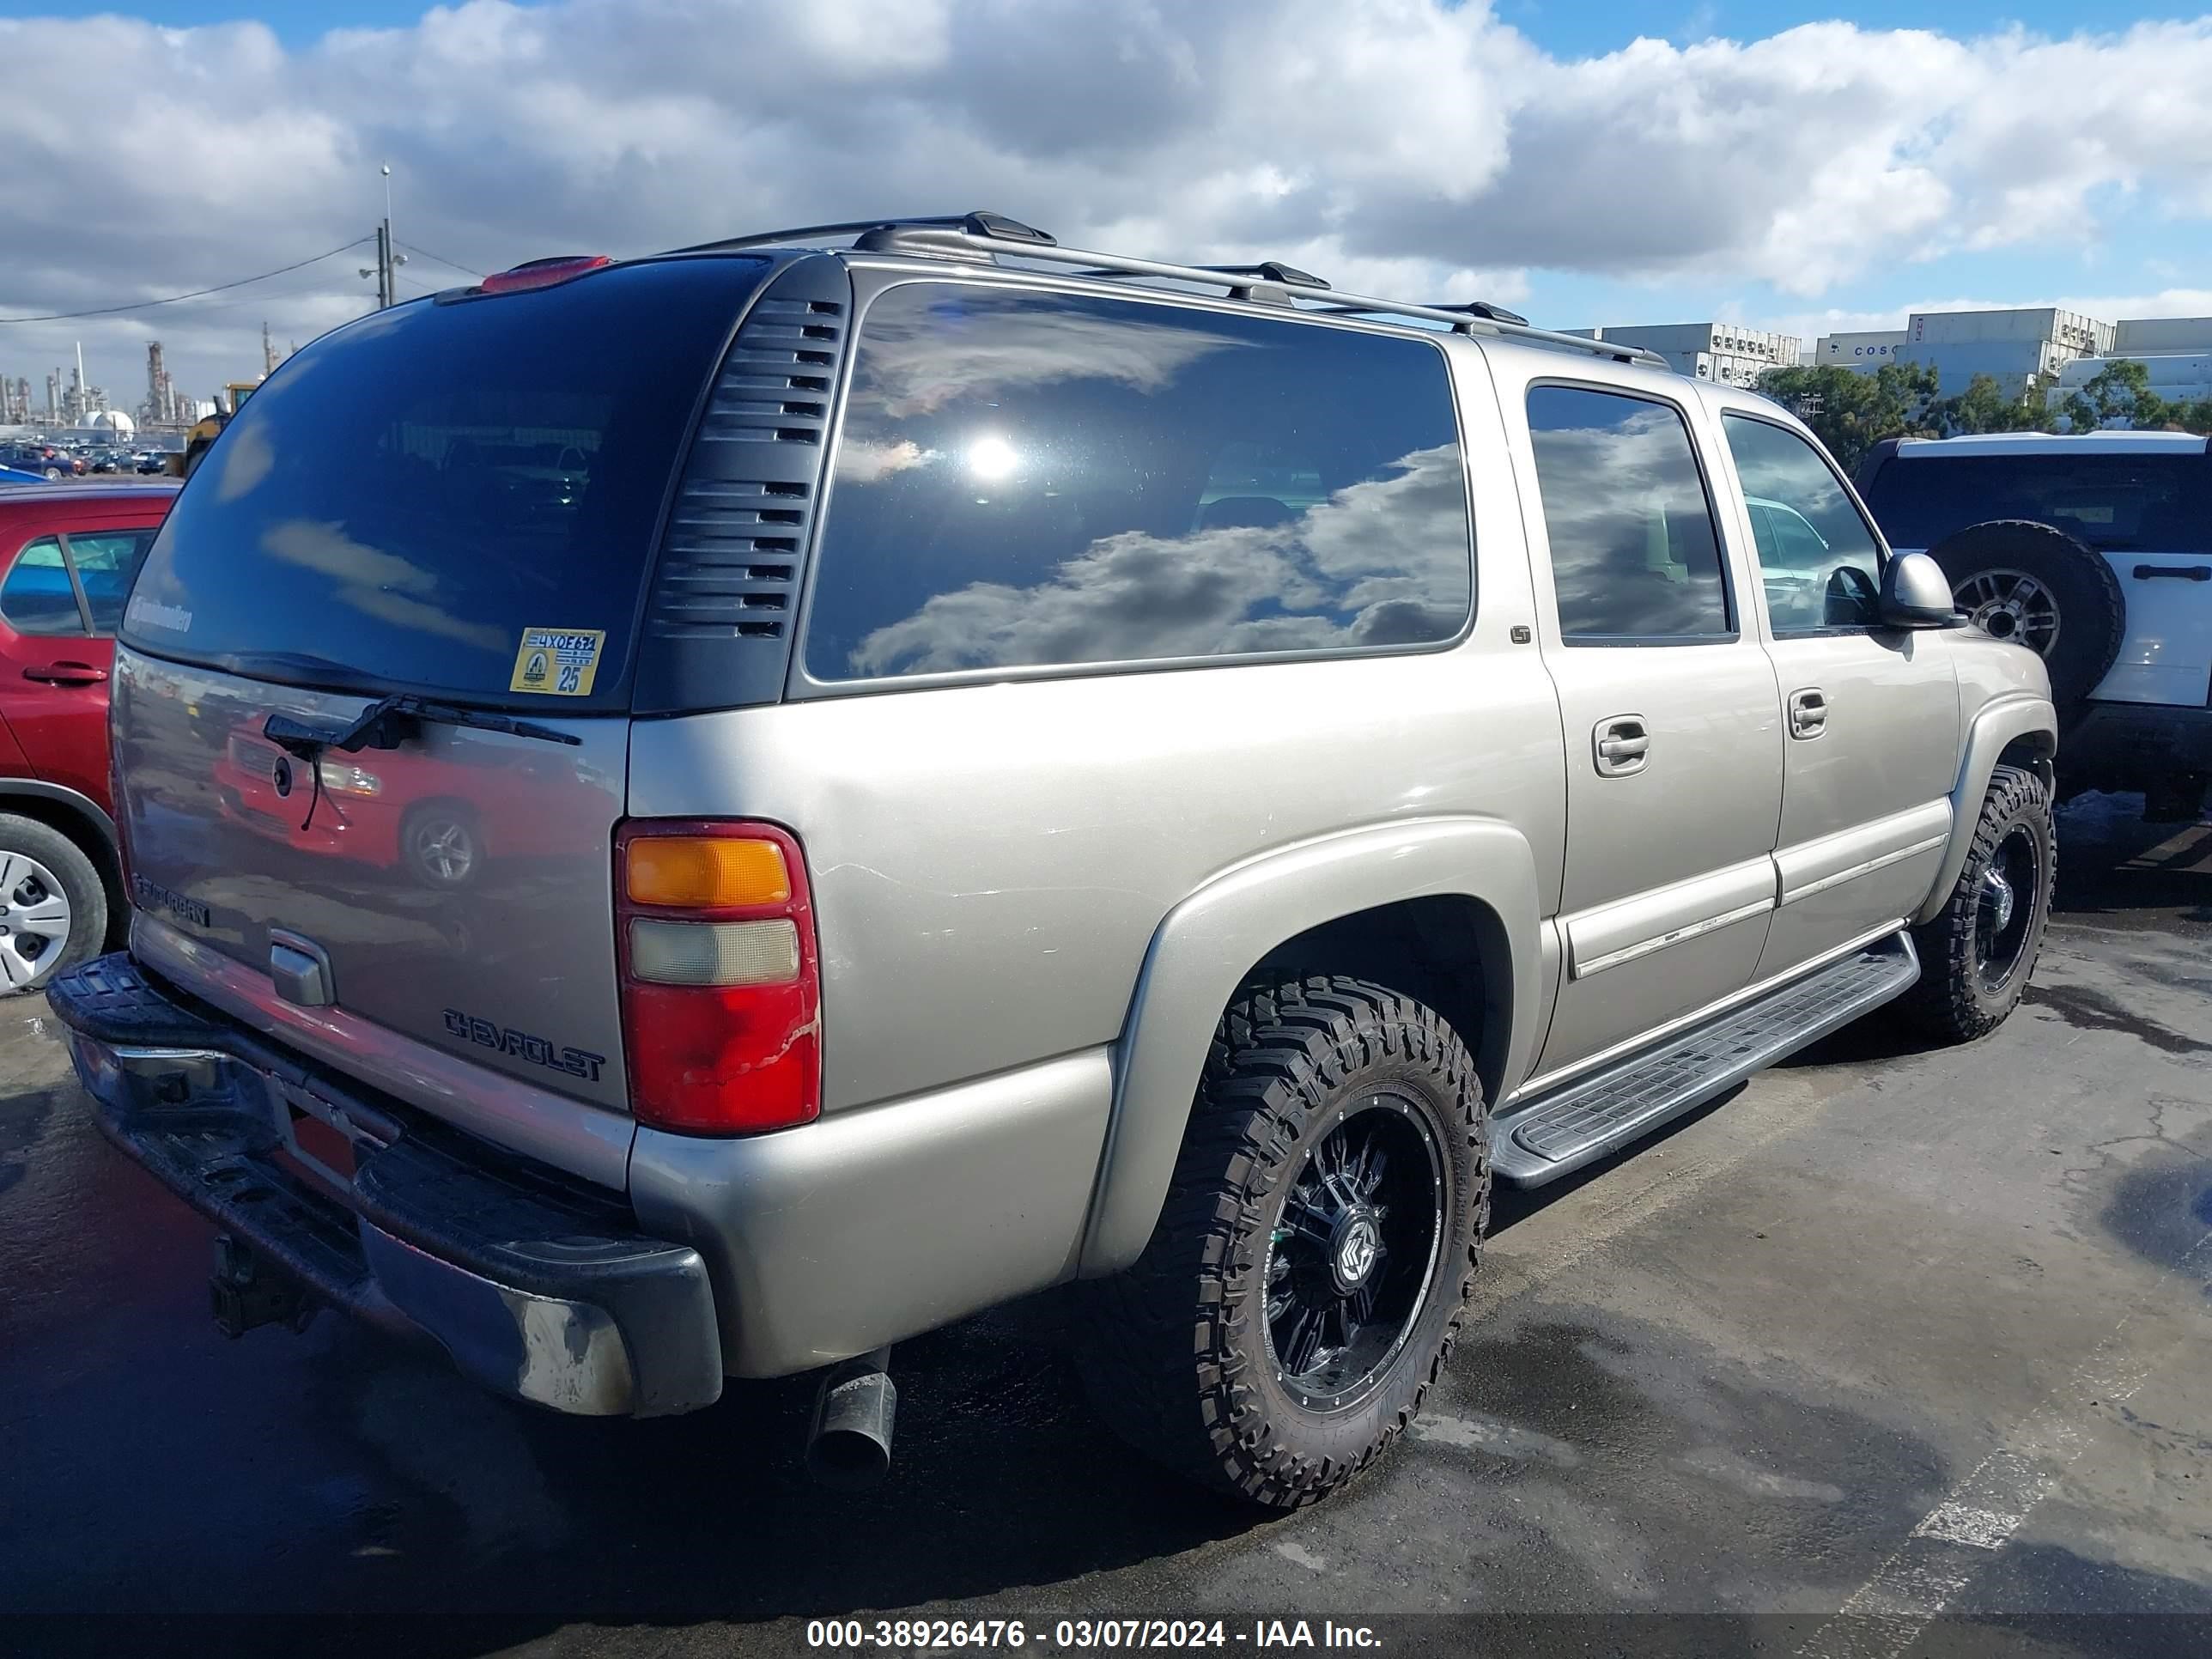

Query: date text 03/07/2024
<box><xmin>803</xmin><ymin>1618</ymin><xmax>1383</xmax><ymax>1650</ymax></box>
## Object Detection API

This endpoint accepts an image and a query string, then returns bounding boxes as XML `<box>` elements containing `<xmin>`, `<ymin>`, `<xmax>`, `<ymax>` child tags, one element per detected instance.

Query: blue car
<box><xmin>0</xmin><ymin>465</ymin><xmax>52</xmax><ymax>486</ymax></box>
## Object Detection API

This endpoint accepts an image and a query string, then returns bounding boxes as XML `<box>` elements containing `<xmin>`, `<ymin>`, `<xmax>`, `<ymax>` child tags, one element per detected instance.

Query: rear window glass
<box><xmin>802</xmin><ymin>283</ymin><xmax>1471</xmax><ymax>682</ymax></box>
<box><xmin>123</xmin><ymin>258</ymin><xmax>764</xmax><ymax>707</ymax></box>
<box><xmin>1863</xmin><ymin>449</ymin><xmax>2212</xmax><ymax>555</ymax></box>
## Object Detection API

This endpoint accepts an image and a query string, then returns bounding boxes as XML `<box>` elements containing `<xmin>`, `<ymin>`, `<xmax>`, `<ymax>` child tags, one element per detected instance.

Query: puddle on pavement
<box><xmin>2099</xmin><ymin>1135</ymin><xmax>2212</xmax><ymax>1280</ymax></box>
<box><xmin>1952</xmin><ymin>1539</ymin><xmax>2212</xmax><ymax>1632</ymax></box>
<box><xmin>2020</xmin><ymin>981</ymin><xmax>2212</xmax><ymax>1057</ymax></box>
<box><xmin>0</xmin><ymin>1080</ymin><xmax>58</xmax><ymax>1200</ymax></box>
<box><xmin>1388</xmin><ymin>1309</ymin><xmax>1950</xmax><ymax>1603</ymax></box>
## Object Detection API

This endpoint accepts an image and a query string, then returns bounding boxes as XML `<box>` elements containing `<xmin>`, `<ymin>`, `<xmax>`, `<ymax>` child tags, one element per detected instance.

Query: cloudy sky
<box><xmin>4</xmin><ymin>1</ymin><xmax>2212</xmax><ymax>411</ymax></box>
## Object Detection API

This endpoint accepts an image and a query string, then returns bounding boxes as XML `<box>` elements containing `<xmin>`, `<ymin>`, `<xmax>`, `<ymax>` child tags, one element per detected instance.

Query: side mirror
<box><xmin>1879</xmin><ymin>551</ymin><xmax>1956</xmax><ymax>629</ymax></box>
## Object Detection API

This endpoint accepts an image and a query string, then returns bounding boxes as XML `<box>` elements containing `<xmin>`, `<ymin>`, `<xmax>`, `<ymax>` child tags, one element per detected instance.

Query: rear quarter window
<box><xmin>800</xmin><ymin>284</ymin><xmax>1473</xmax><ymax>683</ymax></box>
<box><xmin>1</xmin><ymin>538</ymin><xmax>82</xmax><ymax>635</ymax></box>
<box><xmin>63</xmin><ymin>528</ymin><xmax>159</xmax><ymax>635</ymax></box>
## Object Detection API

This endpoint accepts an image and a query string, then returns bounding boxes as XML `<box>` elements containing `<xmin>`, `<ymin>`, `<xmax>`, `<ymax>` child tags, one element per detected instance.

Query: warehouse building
<box><xmin>2047</xmin><ymin>316</ymin><xmax>2212</xmax><ymax>413</ymax></box>
<box><xmin>1891</xmin><ymin>307</ymin><xmax>2112</xmax><ymax>397</ymax></box>
<box><xmin>1813</xmin><ymin>330</ymin><xmax>1907</xmax><ymax>368</ymax></box>
<box><xmin>1566</xmin><ymin>322</ymin><xmax>1802</xmax><ymax>389</ymax></box>
<box><xmin>2112</xmin><ymin>316</ymin><xmax>2212</xmax><ymax>356</ymax></box>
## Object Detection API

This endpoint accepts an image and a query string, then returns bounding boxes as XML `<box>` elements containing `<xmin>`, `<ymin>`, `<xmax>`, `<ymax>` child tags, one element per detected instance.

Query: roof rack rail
<box><xmin>1317</xmin><ymin>299</ymin><xmax>1532</xmax><ymax>327</ymax></box>
<box><xmin>1201</xmin><ymin>262</ymin><xmax>1329</xmax><ymax>289</ymax></box>
<box><xmin>873</xmin><ymin>225</ymin><xmax>1670</xmax><ymax>367</ymax></box>
<box><xmin>1433</xmin><ymin>300</ymin><xmax>1530</xmax><ymax>327</ymax></box>
<box><xmin>670</xmin><ymin>212</ymin><xmax>1669</xmax><ymax>368</ymax></box>
<box><xmin>673</xmin><ymin>210</ymin><xmax>1056</xmax><ymax>257</ymax></box>
<box><xmin>1192</xmin><ymin>262</ymin><xmax>1329</xmax><ymax>305</ymax></box>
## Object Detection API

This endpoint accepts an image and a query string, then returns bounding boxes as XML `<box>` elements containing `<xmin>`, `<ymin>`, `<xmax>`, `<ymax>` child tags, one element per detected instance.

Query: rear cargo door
<box><xmin>1859</xmin><ymin>443</ymin><xmax>2212</xmax><ymax>706</ymax></box>
<box><xmin>111</xmin><ymin>256</ymin><xmax>769</xmax><ymax>1119</ymax></box>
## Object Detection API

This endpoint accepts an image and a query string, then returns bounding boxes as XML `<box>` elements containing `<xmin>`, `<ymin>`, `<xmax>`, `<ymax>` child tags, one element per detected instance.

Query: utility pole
<box><xmin>362</xmin><ymin>165</ymin><xmax>406</xmax><ymax>309</ymax></box>
<box><xmin>380</xmin><ymin>162</ymin><xmax>398</xmax><ymax>307</ymax></box>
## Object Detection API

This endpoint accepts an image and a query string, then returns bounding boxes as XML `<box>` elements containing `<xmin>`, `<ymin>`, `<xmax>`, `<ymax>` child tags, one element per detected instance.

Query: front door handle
<box><xmin>1789</xmin><ymin>688</ymin><xmax>1828</xmax><ymax>739</ymax></box>
<box><xmin>21</xmin><ymin>661</ymin><xmax>108</xmax><ymax>686</ymax></box>
<box><xmin>1594</xmin><ymin>715</ymin><xmax>1650</xmax><ymax>776</ymax></box>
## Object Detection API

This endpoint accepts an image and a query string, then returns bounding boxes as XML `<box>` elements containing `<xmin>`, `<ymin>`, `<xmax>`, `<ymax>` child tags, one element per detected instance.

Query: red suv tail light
<box><xmin>616</xmin><ymin>820</ymin><xmax>821</xmax><ymax>1135</ymax></box>
<box><xmin>479</xmin><ymin>255</ymin><xmax>612</xmax><ymax>295</ymax></box>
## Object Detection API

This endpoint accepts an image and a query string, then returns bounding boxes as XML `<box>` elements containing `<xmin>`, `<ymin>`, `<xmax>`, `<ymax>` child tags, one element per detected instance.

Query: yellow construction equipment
<box><xmin>170</xmin><ymin>380</ymin><xmax>262</xmax><ymax>478</ymax></box>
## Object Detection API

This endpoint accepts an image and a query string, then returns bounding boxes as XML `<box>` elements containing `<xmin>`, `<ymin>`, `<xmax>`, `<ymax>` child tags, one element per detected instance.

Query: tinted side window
<box><xmin>1861</xmin><ymin>451</ymin><xmax>2212</xmax><ymax>555</ymax></box>
<box><xmin>803</xmin><ymin>285</ymin><xmax>1471</xmax><ymax>682</ymax></box>
<box><xmin>1722</xmin><ymin>415</ymin><xmax>1884</xmax><ymax>634</ymax></box>
<box><xmin>1</xmin><ymin>538</ymin><xmax>86</xmax><ymax>636</ymax></box>
<box><xmin>1525</xmin><ymin>386</ymin><xmax>1730</xmax><ymax>641</ymax></box>
<box><xmin>62</xmin><ymin>528</ymin><xmax>158</xmax><ymax>635</ymax></box>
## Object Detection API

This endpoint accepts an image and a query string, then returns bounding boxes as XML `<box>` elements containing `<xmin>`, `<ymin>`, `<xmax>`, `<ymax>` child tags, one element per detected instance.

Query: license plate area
<box><xmin>264</xmin><ymin>1077</ymin><xmax>398</xmax><ymax>1199</ymax></box>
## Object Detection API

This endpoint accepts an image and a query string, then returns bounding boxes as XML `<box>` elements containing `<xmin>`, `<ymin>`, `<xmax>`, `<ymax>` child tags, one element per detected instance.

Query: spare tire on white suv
<box><xmin>1923</xmin><ymin>518</ymin><xmax>2127</xmax><ymax>709</ymax></box>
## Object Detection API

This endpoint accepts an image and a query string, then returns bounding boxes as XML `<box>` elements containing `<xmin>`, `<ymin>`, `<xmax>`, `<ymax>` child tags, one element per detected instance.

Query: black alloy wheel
<box><xmin>1264</xmin><ymin>1092</ymin><xmax>1443</xmax><ymax>1413</ymax></box>
<box><xmin>1079</xmin><ymin>976</ymin><xmax>1490</xmax><ymax>1507</ymax></box>
<box><xmin>1903</xmin><ymin>763</ymin><xmax>2055</xmax><ymax>1042</ymax></box>
<box><xmin>1974</xmin><ymin>823</ymin><xmax>2040</xmax><ymax>994</ymax></box>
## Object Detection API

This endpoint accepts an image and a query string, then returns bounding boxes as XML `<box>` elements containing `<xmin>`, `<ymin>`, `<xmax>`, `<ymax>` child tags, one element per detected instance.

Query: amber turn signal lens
<box><xmin>625</xmin><ymin>836</ymin><xmax>791</xmax><ymax>908</ymax></box>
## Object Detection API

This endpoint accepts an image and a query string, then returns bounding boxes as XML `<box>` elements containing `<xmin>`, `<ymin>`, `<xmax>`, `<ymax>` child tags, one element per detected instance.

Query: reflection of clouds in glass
<box><xmin>1297</xmin><ymin>443</ymin><xmax>1472</xmax><ymax>617</ymax></box>
<box><xmin>859</xmin><ymin>294</ymin><xmax>1248</xmax><ymax>417</ymax></box>
<box><xmin>259</xmin><ymin>518</ymin><xmax>507</xmax><ymax>653</ymax></box>
<box><xmin>845</xmin><ymin>444</ymin><xmax>1468</xmax><ymax>675</ymax></box>
<box><xmin>1723</xmin><ymin>418</ymin><xmax>1858</xmax><ymax>544</ymax></box>
<box><xmin>216</xmin><ymin>418</ymin><xmax>274</xmax><ymax>501</ymax></box>
<box><xmin>836</xmin><ymin>437</ymin><xmax>926</xmax><ymax>484</ymax></box>
<box><xmin>1530</xmin><ymin>404</ymin><xmax>1728</xmax><ymax>637</ymax></box>
<box><xmin>318</xmin><ymin>305</ymin><xmax>415</xmax><ymax>349</ymax></box>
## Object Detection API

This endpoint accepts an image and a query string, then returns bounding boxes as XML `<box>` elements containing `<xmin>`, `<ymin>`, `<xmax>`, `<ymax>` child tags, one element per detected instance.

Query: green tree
<box><xmin>2060</xmin><ymin>359</ymin><xmax>2168</xmax><ymax>432</ymax></box>
<box><xmin>1937</xmin><ymin>372</ymin><xmax>2051</xmax><ymax>435</ymax></box>
<box><xmin>2166</xmin><ymin>397</ymin><xmax>2212</xmax><ymax>434</ymax></box>
<box><xmin>1758</xmin><ymin>360</ymin><xmax>1941</xmax><ymax>472</ymax></box>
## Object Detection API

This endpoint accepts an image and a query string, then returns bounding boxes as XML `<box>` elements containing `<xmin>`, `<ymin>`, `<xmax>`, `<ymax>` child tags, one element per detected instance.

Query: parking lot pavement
<box><xmin>3</xmin><ymin>795</ymin><xmax>2208</xmax><ymax>1657</ymax></box>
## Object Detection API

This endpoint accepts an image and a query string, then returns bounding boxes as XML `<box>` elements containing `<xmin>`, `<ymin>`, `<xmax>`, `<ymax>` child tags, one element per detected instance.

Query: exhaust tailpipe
<box><xmin>806</xmin><ymin>1347</ymin><xmax>896</xmax><ymax>1490</ymax></box>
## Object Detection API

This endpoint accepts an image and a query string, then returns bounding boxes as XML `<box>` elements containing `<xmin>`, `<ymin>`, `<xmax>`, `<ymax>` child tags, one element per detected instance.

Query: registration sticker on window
<box><xmin>510</xmin><ymin>627</ymin><xmax>605</xmax><ymax>696</ymax></box>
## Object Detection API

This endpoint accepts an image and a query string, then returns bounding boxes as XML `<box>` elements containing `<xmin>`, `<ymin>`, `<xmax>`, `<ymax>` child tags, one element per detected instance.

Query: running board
<box><xmin>1492</xmin><ymin>933</ymin><xmax>1919</xmax><ymax>1187</ymax></box>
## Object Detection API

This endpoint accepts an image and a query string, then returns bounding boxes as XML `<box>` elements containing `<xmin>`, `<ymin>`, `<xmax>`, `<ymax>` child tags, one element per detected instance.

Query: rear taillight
<box><xmin>616</xmin><ymin>820</ymin><xmax>821</xmax><ymax>1135</ymax></box>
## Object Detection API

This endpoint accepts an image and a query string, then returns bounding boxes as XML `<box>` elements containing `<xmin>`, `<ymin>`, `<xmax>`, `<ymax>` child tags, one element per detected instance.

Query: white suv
<box><xmin>1858</xmin><ymin>431</ymin><xmax>2212</xmax><ymax>820</ymax></box>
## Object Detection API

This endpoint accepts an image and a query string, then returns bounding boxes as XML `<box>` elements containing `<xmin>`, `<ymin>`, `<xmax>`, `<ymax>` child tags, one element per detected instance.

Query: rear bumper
<box><xmin>47</xmin><ymin>953</ymin><xmax>722</xmax><ymax>1419</ymax></box>
<box><xmin>2066</xmin><ymin>700</ymin><xmax>2212</xmax><ymax>787</ymax></box>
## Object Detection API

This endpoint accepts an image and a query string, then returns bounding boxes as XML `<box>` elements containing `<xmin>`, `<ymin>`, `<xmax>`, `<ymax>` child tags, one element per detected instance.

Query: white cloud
<box><xmin>4</xmin><ymin>3</ymin><xmax>2212</xmax><ymax>404</ymax></box>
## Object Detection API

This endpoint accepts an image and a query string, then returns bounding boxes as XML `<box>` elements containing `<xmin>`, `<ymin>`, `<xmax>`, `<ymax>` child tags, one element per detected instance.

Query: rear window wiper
<box><xmin>264</xmin><ymin>693</ymin><xmax>581</xmax><ymax>759</ymax></box>
<box><xmin>261</xmin><ymin>694</ymin><xmax>580</xmax><ymax>832</ymax></box>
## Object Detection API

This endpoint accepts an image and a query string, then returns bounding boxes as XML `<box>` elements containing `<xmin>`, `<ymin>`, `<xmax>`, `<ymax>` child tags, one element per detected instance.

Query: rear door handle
<box><xmin>21</xmin><ymin>662</ymin><xmax>108</xmax><ymax>686</ymax></box>
<box><xmin>1594</xmin><ymin>715</ymin><xmax>1650</xmax><ymax>776</ymax></box>
<box><xmin>1789</xmin><ymin>688</ymin><xmax>1827</xmax><ymax>739</ymax></box>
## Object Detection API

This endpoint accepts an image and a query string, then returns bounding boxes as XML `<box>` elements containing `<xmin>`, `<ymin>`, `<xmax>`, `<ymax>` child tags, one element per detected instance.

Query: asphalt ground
<box><xmin>2</xmin><ymin>792</ymin><xmax>2208</xmax><ymax>1658</ymax></box>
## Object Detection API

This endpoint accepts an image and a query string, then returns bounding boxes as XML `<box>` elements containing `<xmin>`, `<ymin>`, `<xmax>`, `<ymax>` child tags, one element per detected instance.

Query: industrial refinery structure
<box><xmin>3</xmin><ymin>336</ymin><xmax>242</xmax><ymax>439</ymax></box>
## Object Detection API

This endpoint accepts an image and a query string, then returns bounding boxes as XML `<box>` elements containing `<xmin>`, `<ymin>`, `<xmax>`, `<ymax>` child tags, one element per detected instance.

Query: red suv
<box><xmin>0</xmin><ymin>481</ymin><xmax>178</xmax><ymax>992</ymax></box>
